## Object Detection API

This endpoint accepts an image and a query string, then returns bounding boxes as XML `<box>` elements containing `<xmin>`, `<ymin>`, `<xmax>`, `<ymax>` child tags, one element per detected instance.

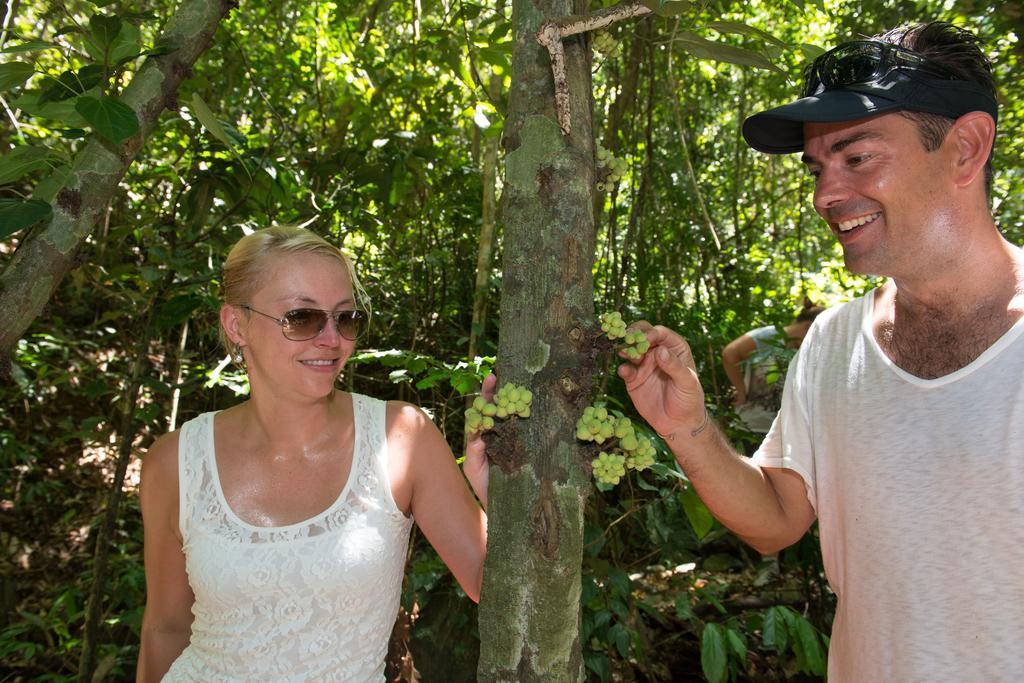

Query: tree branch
<box><xmin>0</xmin><ymin>0</ymin><xmax>234</xmax><ymax>361</ymax></box>
<box><xmin>535</xmin><ymin>0</ymin><xmax>652</xmax><ymax>135</ymax></box>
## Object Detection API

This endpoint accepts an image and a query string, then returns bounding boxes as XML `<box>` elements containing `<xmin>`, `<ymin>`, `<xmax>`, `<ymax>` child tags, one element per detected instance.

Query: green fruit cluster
<box><xmin>575</xmin><ymin>405</ymin><xmax>622</xmax><ymax>444</ymax></box>
<box><xmin>576</xmin><ymin>404</ymin><xmax>657</xmax><ymax>485</ymax></box>
<box><xmin>622</xmin><ymin>328</ymin><xmax>651</xmax><ymax>360</ymax></box>
<box><xmin>595</xmin><ymin>144</ymin><xmax>627</xmax><ymax>192</ymax></box>
<box><xmin>600</xmin><ymin>311</ymin><xmax>627</xmax><ymax>340</ymax></box>
<box><xmin>465</xmin><ymin>382</ymin><xmax>533</xmax><ymax>433</ymax></box>
<box><xmin>592</xmin><ymin>29</ymin><xmax>619</xmax><ymax>58</ymax></box>
<box><xmin>592</xmin><ymin>451</ymin><xmax>627</xmax><ymax>485</ymax></box>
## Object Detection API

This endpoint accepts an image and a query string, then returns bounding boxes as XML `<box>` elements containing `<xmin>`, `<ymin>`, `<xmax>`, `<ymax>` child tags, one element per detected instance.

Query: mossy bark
<box><xmin>477</xmin><ymin>0</ymin><xmax>595</xmax><ymax>680</ymax></box>
<box><xmin>0</xmin><ymin>0</ymin><xmax>232</xmax><ymax>362</ymax></box>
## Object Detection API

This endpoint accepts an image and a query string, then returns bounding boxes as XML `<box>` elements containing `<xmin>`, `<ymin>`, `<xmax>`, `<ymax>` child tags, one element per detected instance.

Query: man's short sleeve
<box><xmin>751</xmin><ymin>334</ymin><xmax>818</xmax><ymax>511</ymax></box>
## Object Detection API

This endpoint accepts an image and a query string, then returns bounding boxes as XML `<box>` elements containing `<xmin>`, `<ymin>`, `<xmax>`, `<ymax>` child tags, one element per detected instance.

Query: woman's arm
<box><xmin>137</xmin><ymin>432</ymin><xmax>195</xmax><ymax>682</ymax></box>
<box><xmin>387</xmin><ymin>403</ymin><xmax>488</xmax><ymax>603</ymax></box>
<box><xmin>721</xmin><ymin>333</ymin><xmax>756</xmax><ymax>406</ymax></box>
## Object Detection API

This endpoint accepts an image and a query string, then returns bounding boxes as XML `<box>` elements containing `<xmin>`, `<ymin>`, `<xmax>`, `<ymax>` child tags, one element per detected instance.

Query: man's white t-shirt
<box><xmin>753</xmin><ymin>291</ymin><xmax>1024</xmax><ymax>682</ymax></box>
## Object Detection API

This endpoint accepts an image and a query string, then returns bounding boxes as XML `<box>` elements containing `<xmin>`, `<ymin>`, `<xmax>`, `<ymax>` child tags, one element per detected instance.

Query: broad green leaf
<box><xmin>798</xmin><ymin>43</ymin><xmax>827</xmax><ymax>61</ymax></box>
<box><xmin>31</xmin><ymin>164</ymin><xmax>73</xmax><ymax>203</ymax></box>
<box><xmin>109</xmin><ymin>22</ymin><xmax>142</xmax><ymax>64</ymax></box>
<box><xmin>156</xmin><ymin>295</ymin><xmax>203</xmax><ymax>330</ymax></box>
<box><xmin>190</xmin><ymin>93</ymin><xmax>239</xmax><ymax>149</ymax></box>
<box><xmin>680</xmin><ymin>484</ymin><xmax>715</xmax><ymax>540</ymax></box>
<box><xmin>725</xmin><ymin>626</ymin><xmax>748</xmax><ymax>661</ymax></box>
<box><xmin>762</xmin><ymin>606</ymin><xmax>789</xmax><ymax>653</ymax></box>
<box><xmin>700</xmin><ymin>623</ymin><xmax>728</xmax><ymax>683</ymax></box>
<box><xmin>706</xmin><ymin>21</ymin><xmax>789</xmax><ymax>49</ymax></box>
<box><xmin>0</xmin><ymin>62</ymin><xmax>35</xmax><ymax>91</ymax></box>
<box><xmin>641</xmin><ymin>0</ymin><xmax>692</xmax><ymax>16</ymax></box>
<box><xmin>12</xmin><ymin>88</ymin><xmax>96</xmax><ymax>127</ymax></box>
<box><xmin>75</xmin><ymin>95</ymin><xmax>140</xmax><ymax>143</ymax></box>
<box><xmin>675</xmin><ymin>31</ymin><xmax>786</xmax><ymax>74</ymax></box>
<box><xmin>0</xmin><ymin>145</ymin><xmax>50</xmax><ymax>185</ymax></box>
<box><xmin>40</xmin><ymin>65</ymin><xmax>107</xmax><ymax>103</ymax></box>
<box><xmin>648</xmin><ymin>461</ymin><xmax>686</xmax><ymax>480</ymax></box>
<box><xmin>582</xmin><ymin>652</ymin><xmax>610</xmax><ymax>682</ymax></box>
<box><xmin>0</xmin><ymin>199</ymin><xmax>52</xmax><ymax>239</ymax></box>
<box><xmin>0</xmin><ymin>40</ymin><xmax>59</xmax><ymax>54</ymax></box>
<box><xmin>88</xmin><ymin>14</ymin><xmax>123</xmax><ymax>59</ymax></box>
<box><xmin>794</xmin><ymin>615</ymin><xmax>826</xmax><ymax>674</ymax></box>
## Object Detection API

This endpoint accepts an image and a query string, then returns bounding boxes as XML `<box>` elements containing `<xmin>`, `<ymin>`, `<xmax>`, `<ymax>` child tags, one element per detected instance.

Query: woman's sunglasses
<box><xmin>802</xmin><ymin>40</ymin><xmax>959</xmax><ymax>98</ymax></box>
<box><xmin>239</xmin><ymin>304</ymin><xmax>369</xmax><ymax>341</ymax></box>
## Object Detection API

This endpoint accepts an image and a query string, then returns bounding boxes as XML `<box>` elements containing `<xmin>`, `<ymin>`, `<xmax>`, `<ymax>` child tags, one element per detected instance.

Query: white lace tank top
<box><xmin>163</xmin><ymin>394</ymin><xmax>413</xmax><ymax>682</ymax></box>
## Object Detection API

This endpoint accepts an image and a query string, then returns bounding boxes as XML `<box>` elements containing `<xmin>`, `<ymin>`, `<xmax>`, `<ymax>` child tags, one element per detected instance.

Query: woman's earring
<box><xmin>232</xmin><ymin>343</ymin><xmax>245</xmax><ymax>366</ymax></box>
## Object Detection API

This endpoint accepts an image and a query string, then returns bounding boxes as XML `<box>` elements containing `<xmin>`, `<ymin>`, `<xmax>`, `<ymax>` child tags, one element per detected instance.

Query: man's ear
<box><xmin>220</xmin><ymin>304</ymin><xmax>247</xmax><ymax>346</ymax></box>
<box><xmin>949</xmin><ymin>111</ymin><xmax>995</xmax><ymax>189</ymax></box>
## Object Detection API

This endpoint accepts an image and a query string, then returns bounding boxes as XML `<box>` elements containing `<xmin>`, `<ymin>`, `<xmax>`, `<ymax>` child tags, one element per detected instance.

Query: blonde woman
<box><xmin>137</xmin><ymin>226</ymin><xmax>489</xmax><ymax>681</ymax></box>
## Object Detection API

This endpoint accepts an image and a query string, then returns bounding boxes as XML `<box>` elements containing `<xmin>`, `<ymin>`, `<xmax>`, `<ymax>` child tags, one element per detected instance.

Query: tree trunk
<box><xmin>476</xmin><ymin>0</ymin><xmax>596</xmax><ymax>680</ymax></box>
<box><xmin>0</xmin><ymin>0</ymin><xmax>232</xmax><ymax>363</ymax></box>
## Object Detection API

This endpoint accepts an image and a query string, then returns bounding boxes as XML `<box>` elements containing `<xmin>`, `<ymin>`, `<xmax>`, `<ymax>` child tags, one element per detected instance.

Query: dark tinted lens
<box><xmin>282</xmin><ymin>309</ymin><xmax>328</xmax><ymax>340</ymax></box>
<box><xmin>335</xmin><ymin>310</ymin><xmax>366</xmax><ymax>340</ymax></box>
<box><xmin>821</xmin><ymin>43</ymin><xmax>884</xmax><ymax>88</ymax></box>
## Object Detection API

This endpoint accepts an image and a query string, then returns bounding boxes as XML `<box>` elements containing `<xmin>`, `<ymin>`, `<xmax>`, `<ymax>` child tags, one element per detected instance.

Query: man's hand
<box><xmin>617</xmin><ymin>322</ymin><xmax>707</xmax><ymax>439</ymax></box>
<box><xmin>463</xmin><ymin>373</ymin><xmax>497</xmax><ymax>510</ymax></box>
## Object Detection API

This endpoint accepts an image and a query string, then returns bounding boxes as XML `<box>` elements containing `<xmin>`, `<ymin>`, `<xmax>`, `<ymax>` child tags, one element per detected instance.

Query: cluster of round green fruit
<box><xmin>596</xmin><ymin>144</ymin><xmax>627</xmax><ymax>192</ymax></box>
<box><xmin>576</xmin><ymin>405</ymin><xmax>658</xmax><ymax>484</ymax></box>
<box><xmin>592</xmin><ymin>451</ymin><xmax>627</xmax><ymax>485</ymax></box>
<box><xmin>465</xmin><ymin>382</ymin><xmax>533</xmax><ymax>433</ymax></box>
<box><xmin>600</xmin><ymin>310</ymin><xmax>650</xmax><ymax>359</ymax></box>
<box><xmin>600</xmin><ymin>311</ymin><xmax>627</xmax><ymax>340</ymax></box>
<box><xmin>592</xmin><ymin>29</ymin><xmax>620</xmax><ymax>58</ymax></box>
<box><xmin>621</xmin><ymin>329</ymin><xmax>650</xmax><ymax>359</ymax></box>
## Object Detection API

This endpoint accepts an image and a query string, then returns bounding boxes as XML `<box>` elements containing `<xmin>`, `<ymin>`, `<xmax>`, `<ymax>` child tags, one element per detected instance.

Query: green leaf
<box><xmin>12</xmin><ymin>88</ymin><xmax>95</xmax><ymax>127</ymax></box>
<box><xmin>0</xmin><ymin>40</ymin><xmax>59</xmax><ymax>54</ymax></box>
<box><xmin>641</xmin><ymin>0</ymin><xmax>692</xmax><ymax>16</ymax></box>
<box><xmin>725</xmin><ymin>626</ymin><xmax>748</xmax><ymax>661</ymax></box>
<box><xmin>156</xmin><ymin>295</ymin><xmax>203</xmax><ymax>330</ymax></box>
<box><xmin>0</xmin><ymin>199</ymin><xmax>52</xmax><ymax>239</ymax></box>
<box><xmin>0</xmin><ymin>62</ymin><xmax>35</xmax><ymax>91</ymax></box>
<box><xmin>190</xmin><ymin>93</ymin><xmax>240</xmax><ymax>149</ymax></box>
<box><xmin>762</xmin><ymin>606</ymin><xmax>789</xmax><ymax>653</ymax></box>
<box><xmin>793</xmin><ymin>615</ymin><xmax>826</xmax><ymax>674</ymax></box>
<box><xmin>88</xmin><ymin>14</ymin><xmax>123</xmax><ymax>60</ymax></box>
<box><xmin>706</xmin><ymin>20</ymin><xmax>789</xmax><ymax>49</ymax></box>
<box><xmin>674</xmin><ymin>31</ymin><xmax>786</xmax><ymax>74</ymax></box>
<box><xmin>0</xmin><ymin>145</ymin><xmax>50</xmax><ymax>185</ymax></box>
<box><xmin>31</xmin><ymin>164</ymin><xmax>73</xmax><ymax>203</ymax></box>
<box><xmin>109</xmin><ymin>21</ymin><xmax>142</xmax><ymax>64</ymax></box>
<box><xmin>648</xmin><ymin>461</ymin><xmax>686</xmax><ymax>480</ymax></box>
<box><xmin>40</xmin><ymin>65</ymin><xmax>107</xmax><ymax>103</ymax></box>
<box><xmin>798</xmin><ymin>43</ymin><xmax>827</xmax><ymax>60</ymax></box>
<box><xmin>700</xmin><ymin>623</ymin><xmax>728</xmax><ymax>683</ymax></box>
<box><xmin>75</xmin><ymin>95</ymin><xmax>139</xmax><ymax>143</ymax></box>
<box><xmin>680</xmin><ymin>484</ymin><xmax>715</xmax><ymax>540</ymax></box>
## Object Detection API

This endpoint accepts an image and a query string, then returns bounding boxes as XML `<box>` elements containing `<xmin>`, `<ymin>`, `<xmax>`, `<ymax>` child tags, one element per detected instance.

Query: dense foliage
<box><xmin>1</xmin><ymin>0</ymin><xmax>1021</xmax><ymax>679</ymax></box>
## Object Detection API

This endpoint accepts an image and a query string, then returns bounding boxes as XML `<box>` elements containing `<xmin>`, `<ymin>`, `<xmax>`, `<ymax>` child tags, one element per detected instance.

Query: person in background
<box><xmin>619</xmin><ymin>22</ymin><xmax>1024</xmax><ymax>681</ymax></box>
<box><xmin>721</xmin><ymin>301</ymin><xmax>824</xmax><ymax>435</ymax></box>
<box><xmin>137</xmin><ymin>226</ymin><xmax>491</xmax><ymax>682</ymax></box>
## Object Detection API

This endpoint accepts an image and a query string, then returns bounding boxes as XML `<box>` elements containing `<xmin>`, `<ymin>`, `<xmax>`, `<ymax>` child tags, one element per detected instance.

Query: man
<box><xmin>620</xmin><ymin>22</ymin><xmax>1024</xmax><ymax>680</ymax></box>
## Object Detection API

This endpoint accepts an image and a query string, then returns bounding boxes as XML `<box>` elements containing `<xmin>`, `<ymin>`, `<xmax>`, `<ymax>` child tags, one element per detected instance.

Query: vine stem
<box><xmin>535</xmin><ymin>1</ymin><xmax>653</xmax><ymax>135</ymax></box>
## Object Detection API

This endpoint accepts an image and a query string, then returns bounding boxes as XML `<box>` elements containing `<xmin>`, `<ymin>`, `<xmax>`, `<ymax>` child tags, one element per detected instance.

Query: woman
<box><xmin>137</xmin><ymin>226</ymin><xmax>489</xmax><ymax>681</ymax></box>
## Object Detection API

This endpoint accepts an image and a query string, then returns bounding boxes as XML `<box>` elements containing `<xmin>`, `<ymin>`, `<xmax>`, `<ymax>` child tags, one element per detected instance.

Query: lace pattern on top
<box><xmin>164</xmin><ymin>394</ymin><xmax>413</xmax><ymax>682</ymax></box>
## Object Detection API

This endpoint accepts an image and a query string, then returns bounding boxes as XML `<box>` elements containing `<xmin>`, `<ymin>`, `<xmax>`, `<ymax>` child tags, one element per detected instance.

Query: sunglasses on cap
<box><xmin>239</xmin><ymin>304</ymin><xmax>369</xmax><ymax>341</ymax></box>
<box><xmin>802</xmin><ymin>40</ymin><xmax>960</xmax><ymax>98</ymax></box>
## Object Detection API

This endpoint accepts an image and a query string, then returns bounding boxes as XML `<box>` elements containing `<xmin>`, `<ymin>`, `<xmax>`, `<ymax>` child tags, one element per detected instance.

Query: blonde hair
<box><xmin>219</xmin><ymin>226</ymin><xmax>369</xmax><ymax>354</ymax></box>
